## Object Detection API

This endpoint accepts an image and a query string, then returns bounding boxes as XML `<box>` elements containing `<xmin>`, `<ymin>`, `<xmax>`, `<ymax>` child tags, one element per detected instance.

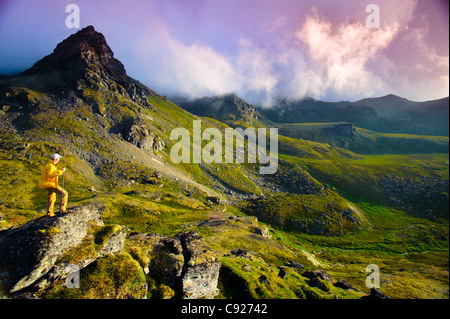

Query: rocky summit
<box><xmin>0</xmin><ymin>26</ymin><xmax>448</xmax><ymax>299</ymax></box>
<box><xmin>21</xmin><ymin>26</ymin><xmax>126</xmax><ymax>91</ymax></box>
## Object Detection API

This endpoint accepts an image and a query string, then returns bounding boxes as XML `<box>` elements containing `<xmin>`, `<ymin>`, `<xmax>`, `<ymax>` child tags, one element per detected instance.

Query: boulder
<box><xmin>148</xmin><ymin>236</ymin><xmax>185</xmax><ymax>286</ymax></box>
<box><xmin>252</xmin><ymin>225</ymin><xmax>271</xmax><ymax>238</ymax></box>
<box><xmin>302</xmin><ymin>270</ymin><xmax>332</xmax><ymax>281</ymax></box>
<box><xmin>146</xmin><ymin>231</ymin><xmax>220</xmax><ymax>299</ymax></box>
<box><xmin>176</xmin><ymin>232</ymin><xmax>221</xmax><ymax>299</ymax></box>
<box><xmin>324</xmin><ymin>123</ymin><xmax>355</xmax><ymax>137</ymax></box>
<box><xmin>361</xmin><ymin>288</ymin><xmax>390</xmax><ymax>299</ymax></box>
<box><xmin>307</xmin><ymin>277</ymin><xmax>329</xmax><ymax>292</ymax></box>
<box><xmin>0</xmin><ymin>204</ymin><xmax>125</xmax><ymax>294</ymax></box>
<box><xmin>206</xmin><ymin>196</ymin><xmax>221</xmax><ymax>204</ymax></box>
<box><xmin>286</xmin><ymin>261</ymin><xmax>305</xmax><ymax>269</ymax></box>
<box><xmin>258</xmin><ymin>275</ymin><xmax>270</xmax><ymax>284</ymax></box>
<box><xmin>124</xmin><ymin>118</ymin><xmax>164</xmax><ymax>153</ymax></box>
<box><xmin>302</xmin><ymin>270</ymin><xmax>332</xmax><ymax>292</ymax></box>
<box><xmin>333</xmin><ymin>279</ymin><xmax>359</xmax><ymax>291</ymax></box>
<box><xmin>199</xmin><ymin>218</ymin><xmax>228</xmax><ymax>227</ymax></box>
<box><xmin>230</xmin><ymin>248</ymin><xmax>252</xmax><ymax>259</ymax></box>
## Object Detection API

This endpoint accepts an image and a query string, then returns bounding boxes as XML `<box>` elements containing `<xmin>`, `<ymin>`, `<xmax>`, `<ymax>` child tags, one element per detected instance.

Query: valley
<box><xmin>0</xmin><ymin>26</ymin><xmax>448</xmax><ymax>300</ymax></box>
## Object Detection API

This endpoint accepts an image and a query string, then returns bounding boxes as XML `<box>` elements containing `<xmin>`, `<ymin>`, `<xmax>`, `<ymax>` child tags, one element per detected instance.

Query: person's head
<box><xmin>51</xmin><ymin>153</ymin><xmax>62</xmax><ymax>165</ymax></box>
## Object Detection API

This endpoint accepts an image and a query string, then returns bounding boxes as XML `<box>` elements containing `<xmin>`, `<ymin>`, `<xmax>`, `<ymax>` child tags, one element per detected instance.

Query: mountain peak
<box><xmin>24</xmin><ymin>25</ymin><xmax>126</xmax><ymax>82</ymax></box>
<box><xmin>177</xmin><ymin>93</ymin><xmax>259</xmax><ymax>124</ymax></box>
<box><xmin>53</xmin><ymin>25</ymin><xmax>114</xmax><ymax>63</ymax></box>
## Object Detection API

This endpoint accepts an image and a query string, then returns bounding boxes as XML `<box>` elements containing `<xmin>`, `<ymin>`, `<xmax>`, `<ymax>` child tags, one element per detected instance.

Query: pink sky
<box><xmin>0</xmin><ymin>0</ymin><xmax>448</xmax><ymax>104</ymax></box>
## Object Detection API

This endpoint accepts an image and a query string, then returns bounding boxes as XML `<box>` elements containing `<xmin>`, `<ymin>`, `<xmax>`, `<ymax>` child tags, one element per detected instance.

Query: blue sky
<box><xmin>0</xmin><ymin>0</ymin><xmax>448</xmax><ymax>105</ymax></box>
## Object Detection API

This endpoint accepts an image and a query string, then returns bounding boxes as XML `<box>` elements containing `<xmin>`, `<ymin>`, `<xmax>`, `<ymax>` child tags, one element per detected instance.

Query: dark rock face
<box><xmin>149</xmin><ymin>236</ymin><xmax>185</xmax><ymax>286</ymax></box>
<box><xmin>0</xmin><ymin>204</ymin><xmax>125</xmax><ymax>294</ymax></box>
<box><xmin>26</xmin><ymin>25</ymin><xmax>126</xmax><ymax>81</ymax></box>
<box><xmin>124</xmin><ymin>118</ymin><xmax>165</xmax><ymax>152</ymax></box>
<box><xmin>361</xmin><ymin>288</ymin><xmax>390</xmax><ymax>299</ymax></box>
<box><xmin>176</xmin><ymin>232</ymin><xmax>221</xmax><ymax>299</ymax></box>
<box><xmin>324</xmin><ymin>123</ymin><xmax>355</xmax><ymax>137</ymax></box>
<box><xmin>286</xmin><ymin>261</ymin><xmax>304</xmax><ymax>269</ymax></box>
<box><xmin>333</xmin><ymin>279</ymin><xmax>359</xmax><ymax>291</ymax></box>
<box><xmin>177</xmin><ymin>93</ymin><xmax>259</xmax><ymax>124</ymax></box>
<box><xmin>230</xmin><ymin>248</ymin><xmax>252</xmax><ymax>258</ymax></box>
<box><xmin>302</xmin><ymin>270</ymin><xmax>332</xmax><ymax>282</ymax></box>
<box><xmin>307</xmin><ymin>277</ymin><xmax>329</xmax><ymax>292</ymax></box>
<box><xmin>6</xmin><ymin>25</ymin><xmax>159</xmax><ymax>112</ymax></box>
<box><xmin>146</xmin><ymin>231</ymin><xmax>220</xmax><ymax>299</ymax></box>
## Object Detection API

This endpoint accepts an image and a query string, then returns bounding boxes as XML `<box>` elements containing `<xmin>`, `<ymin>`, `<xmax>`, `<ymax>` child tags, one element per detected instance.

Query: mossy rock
<box><xmin>40</xmin><ymin>252</ymin><xmax>147</xmax><ymax>299</ymax></box>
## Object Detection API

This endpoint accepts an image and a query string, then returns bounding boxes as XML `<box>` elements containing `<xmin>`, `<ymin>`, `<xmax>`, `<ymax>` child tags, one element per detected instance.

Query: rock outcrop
<box><xmin>1</xmin><ymin>201</ymin><xmax>219</xmax><ymax>298</ymax></box>
<box><xmin>177</xmin><ymin>93</ymin><xmax>260</xmax><ymax>124</ymax></box>
<box><xmin>24</xmin><ymin>26</ymin><xmax>126</xmax><ymax>90</ymax></box>
<box><xmin>132</xmin><ymin>231</ymin><xmax>221</xmax><ymax>299</ymax></box>
<box><xmin>324</xmin><ymin>123</ymin><xmax>355</xmax><ymax>137</ymax></box>
<box><xmin>176</xmin><ymin>232</ymin><xmax>221</xmax><ymax>299</ymax></box>
<box><xmin>361</xmin><ymin>288</ymin><xmax>390</xmax><ymax>299</ymax></box>
<box><xmin>124</xmin><ymin>118</ymin><xmax>165</xmax><ymax>152</ymax></box>
<box><xmin>0</xmin><ymin>204</ymin><xmax>125</xmax><ymax>295</ymax></box>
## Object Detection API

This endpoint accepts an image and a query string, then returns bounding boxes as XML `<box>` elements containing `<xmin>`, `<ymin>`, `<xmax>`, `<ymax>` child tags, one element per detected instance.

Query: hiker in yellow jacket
<box><xmin>38</xmin><ymin>153</ymin><xmax>68</xmax><ymax>216</ymax></box>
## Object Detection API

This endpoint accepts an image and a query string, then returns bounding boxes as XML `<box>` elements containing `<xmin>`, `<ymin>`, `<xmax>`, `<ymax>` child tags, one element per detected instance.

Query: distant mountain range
<box><xmin>260</xmin><ymin>95</ymin><xmax>449</xmax><ymax>136</ymax></box>
<box><xmin>175</xmin><ymin>94</ymin><xmax>449</xmax><ymax>136</ymax></box>
<box><xmin>171</xmin><ymin>93</ymin><xmax>261</xmax><ymax>124</ymax></box>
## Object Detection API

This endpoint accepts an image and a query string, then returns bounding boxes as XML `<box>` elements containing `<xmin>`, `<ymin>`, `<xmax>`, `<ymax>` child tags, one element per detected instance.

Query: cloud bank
<box><xmin>0</xmin><ymin>0</ymin><xmax>448</xmax><ymax>104</ymax></box>
<box><xmin>123</xmin><ymin>1</ymin><xmax>447</xmax><ymax>105</ymax></box>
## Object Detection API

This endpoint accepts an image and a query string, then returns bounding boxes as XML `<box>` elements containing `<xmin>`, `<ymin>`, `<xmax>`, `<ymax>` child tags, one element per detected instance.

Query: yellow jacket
<box><xmin>38</xmin><ymin>162</ymin><xmax>63</xmax><ymax>189</ymax></box>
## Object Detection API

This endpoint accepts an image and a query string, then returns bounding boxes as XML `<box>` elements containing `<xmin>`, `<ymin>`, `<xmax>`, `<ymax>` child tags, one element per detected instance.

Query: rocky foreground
<box><xmin>0</xmin><ymin>203</ymin><xmax>393</xmax><ymax>299</ymax></box>
<box><xmin>0</xmin><ymin>204</ymin><xmax>220</xmax><ymax>299</ymax></box>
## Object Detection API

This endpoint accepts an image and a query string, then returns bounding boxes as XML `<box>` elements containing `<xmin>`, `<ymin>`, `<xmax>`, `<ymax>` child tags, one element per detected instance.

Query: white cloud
<box><xmin>125</xmin><ymin>1</ymin><xmax>446</xmax><ymax>105</ymax></box>
<box><xmin>294</xmin><ymin>8</ymin><xmax>400</xmax><ymax>100</ymax></box>
<box><xmin>235</xmin><ymin>38</ymin><xmax>279</xmax><ymax>104</ymax></box>
<box><xmin>133</xmin><ymin>8</ymin><xmax>403</xmax><ymax>105</ymax></box>
<box><xmin>131</xmin><ymin>26</ymin><xmax>280</xmax><ymax>104</ymax></box>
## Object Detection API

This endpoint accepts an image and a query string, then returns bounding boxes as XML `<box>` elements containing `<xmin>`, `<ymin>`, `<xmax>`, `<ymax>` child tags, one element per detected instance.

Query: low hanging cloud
<box><xmin>127</xmin><ymin>3</ymin><xmax>447</xmax><ymax>106</ymax></box>
<box><xmin>294</xmin><ymin>8</ymin><xmax>401</xmax><ymax>101</ymax></box>
<box><xmin>132</xmin><ymin>27</ymin><xmax>280</xmax><ymax>105</ymax></box>
<box><xmin>0</xmin><ymin>0</ymin><xmax>446</xmax><ymax>104</ymax></box>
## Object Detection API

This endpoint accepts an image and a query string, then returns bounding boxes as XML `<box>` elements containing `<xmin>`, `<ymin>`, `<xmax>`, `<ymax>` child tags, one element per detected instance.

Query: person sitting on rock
<box><xmin>38</xmin><ymin>153</ymin><xmax>67</xmax><ymax>216</ymax></box>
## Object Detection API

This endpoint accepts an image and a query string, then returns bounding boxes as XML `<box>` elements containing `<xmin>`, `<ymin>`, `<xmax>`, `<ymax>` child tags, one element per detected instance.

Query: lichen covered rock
<box><xmin>0</xmin><ymin>204</ymin><xmax>125</xmax><ymax>295</ymax></box>
<box><xmin>130</xmin><ymin>231</ymin><xmax>221</xmax><ymax>299</ymax></box>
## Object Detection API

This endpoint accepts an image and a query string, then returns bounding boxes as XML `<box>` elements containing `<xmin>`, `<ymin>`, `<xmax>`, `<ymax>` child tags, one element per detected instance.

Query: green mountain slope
<box><xmin>278</xmin><ymin>122</ymin><xmax>449</xmax><ymax>155</ymax></box>
<box><xmin>0</xmin><ymin>26</ymin><xmax>448</xmax><ymax>299</ymax></box>
<box><xmin>257</xmin><ymin>95</ymin><xmax>449</xmax><ymax>136</ymax></box>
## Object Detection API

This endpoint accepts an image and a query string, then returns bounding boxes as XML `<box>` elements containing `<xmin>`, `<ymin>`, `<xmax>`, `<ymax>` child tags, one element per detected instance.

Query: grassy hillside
<box><xmin>279</xmin><ymin>123</ymin><xmax>449</xmax><ymax>155</ymax></box>
<box><xmin>0</xmin><ymin>27</ymin><xmax>448</xmax><ymax>299</ymax></box>
<box><xmin>258</xmin><ymin>95</ymin><xmax>449</xmax><ymax>136</ymax></box>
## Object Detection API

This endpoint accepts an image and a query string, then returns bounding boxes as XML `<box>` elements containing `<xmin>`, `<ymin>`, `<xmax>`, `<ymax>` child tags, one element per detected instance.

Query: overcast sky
<box><xmin>0</xmin><ymin>0</ymin><xmax>448</xmax><ymax>105</ymax></box>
